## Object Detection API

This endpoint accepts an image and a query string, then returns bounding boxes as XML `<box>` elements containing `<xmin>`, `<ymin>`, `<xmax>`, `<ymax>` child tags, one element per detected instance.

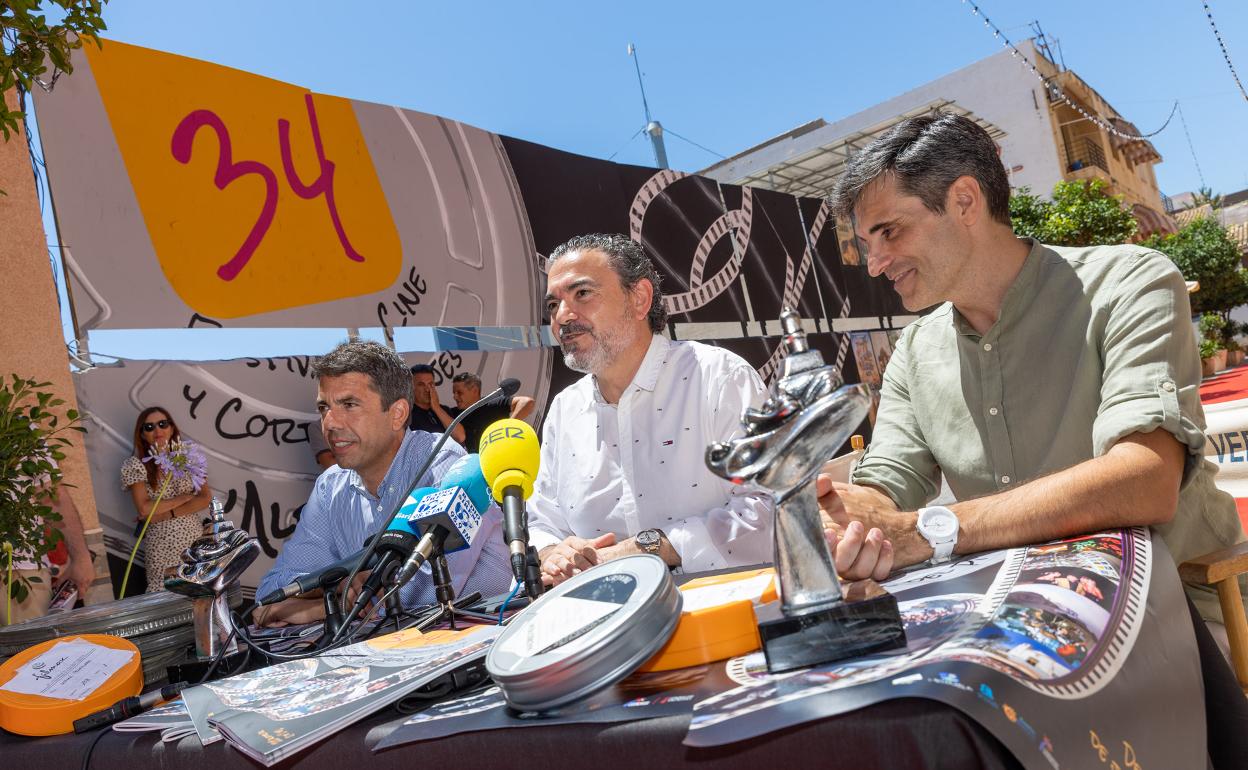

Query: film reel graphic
<box><xmin>627</xmin><ymin>171</ymin><xmax>851</xmax><ymax>384</ymax></box>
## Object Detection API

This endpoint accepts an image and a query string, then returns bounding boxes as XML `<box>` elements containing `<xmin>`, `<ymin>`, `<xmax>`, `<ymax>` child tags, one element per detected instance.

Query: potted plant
<box><xmin>0</xmin><ymin>376</ymin><xmax>84</xmax><ymax>624</ymax></box>
<box><xmin>1200</xmin><ymin>338</ymin><xmax>1220</xmax><ymax>377</ymax></box>
<box><xmin>1225</xmin><ymin>333</ymin><xmax>1244</xmax><ymax>368</ymax></box>
<box><xmin>1200</xmin><ymin>313</ymin><xmax>1228</xmax><ymax>373</ymax></box>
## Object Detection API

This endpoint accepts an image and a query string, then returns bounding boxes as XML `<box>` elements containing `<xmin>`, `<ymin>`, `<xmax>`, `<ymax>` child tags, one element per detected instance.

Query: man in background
<box><xmin>5</xmin><ymin>483</ymin><xmax>94</xmax><ymax>626</ymax></box>
<box><xmin>408</xmin><ymin>364</ymin><xmax>464</xmax><ymax>444</ymax></box>
<box><xmin>448</xmin><ymin>371</ymin><xmax>535</xmax><ymax>451</ymax></box>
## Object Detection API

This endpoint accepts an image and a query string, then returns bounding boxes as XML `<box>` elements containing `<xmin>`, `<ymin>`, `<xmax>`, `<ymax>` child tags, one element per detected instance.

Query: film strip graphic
<box><xmin>993</xmin><ymin>527</ymin><xmax>1152</xmax><ymax>701</ymax></box>
<box><xmin>628</xmin><ymin>170</ymin><xmax>867</xmax><ymax>385</ymax></box>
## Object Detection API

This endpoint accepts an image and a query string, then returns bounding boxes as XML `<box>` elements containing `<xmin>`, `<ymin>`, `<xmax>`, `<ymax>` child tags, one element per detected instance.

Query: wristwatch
<box><xmin>916</xmin><ymin>506</ymin><xmax>959</xmax><ymax>565</ymax></box>
<box><xmin>636</xmin><ymin>528</ymin><xmax>664</xmax><ymax>556</ymax></box>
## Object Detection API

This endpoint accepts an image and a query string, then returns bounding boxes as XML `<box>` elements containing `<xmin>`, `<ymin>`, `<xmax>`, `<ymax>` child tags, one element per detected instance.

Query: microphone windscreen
<box><xmin>478</xmin><ymin>418</ymin><xmax>540</xmax><ymax>501</ymax></box>
<box><xmin>439</xmin><ymin>453</ymin><xmax>491</xmax><ymax>513</ymax></box>
<box><xmin>499</xmin><ymin>378</ymin><xmax>521</xmax><ymax>398</ymax></box>
<box><xmin>409</xmin><ymin>486</ymin><xmax>484</xmax><ymax>553</ymax></box>
<box><xmin>394</xmin><ymin>487</ymin><xmax>438</xmax><ymax>531</ymax></box>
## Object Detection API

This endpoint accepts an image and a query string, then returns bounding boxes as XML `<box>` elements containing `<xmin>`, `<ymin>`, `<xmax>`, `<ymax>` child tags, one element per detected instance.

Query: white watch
<box><xmin>917</xmin><ymin>506</ymin><xmax>959</xmax><ymax>565</ymax></box>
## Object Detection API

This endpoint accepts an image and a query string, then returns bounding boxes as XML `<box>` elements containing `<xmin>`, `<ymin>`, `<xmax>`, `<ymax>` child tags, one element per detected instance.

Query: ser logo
<box><xmin>481</xmin><ymin>426</ymin><xmax>527</xmax><ymax>447</ymax></box>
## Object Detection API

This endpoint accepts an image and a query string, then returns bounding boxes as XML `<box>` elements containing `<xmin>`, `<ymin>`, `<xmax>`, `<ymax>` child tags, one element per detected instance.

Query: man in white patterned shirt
<box><xmin>531</xmin><ymin>234</ymin><xmax>894</xmax><ymax>586</ymax></box>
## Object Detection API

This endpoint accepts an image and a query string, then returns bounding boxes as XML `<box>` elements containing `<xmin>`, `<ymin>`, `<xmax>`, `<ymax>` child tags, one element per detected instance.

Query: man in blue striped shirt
<box><xmin>255</xmin><ymin>341</ymin><xmax>513</xmax><ymax>626</ymax></box>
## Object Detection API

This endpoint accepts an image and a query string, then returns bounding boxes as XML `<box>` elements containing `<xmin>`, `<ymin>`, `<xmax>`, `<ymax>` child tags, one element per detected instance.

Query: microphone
<box><xmin>478</xmin><ymin>419</ymin><xmax>541</xmax><ymax>594</ymax></box>
<box><xmin>256</xmin><ymin>539</ymin><xmax>382</xmax><ymax>607</ymax></box>
<box><xmin>330</xmin><ymin>377</ymin><xmax>522</xmax><ymax>640</ymax></box>
<box><xmin>342</xmin><ymin>486</ymin><xmax>437</xmax><ymax>623</ymax></box>
<box><xmin>392</xmin><ymin>454</ymin><xmax>490</xmax><ymax>590</ymax></box>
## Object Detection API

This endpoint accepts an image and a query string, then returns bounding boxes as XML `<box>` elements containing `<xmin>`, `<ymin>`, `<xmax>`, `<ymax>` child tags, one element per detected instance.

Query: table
<box><xmin>0</xmin><ymin>696</ymin><xmax>1023</xmax><ymax>769</ymax></box>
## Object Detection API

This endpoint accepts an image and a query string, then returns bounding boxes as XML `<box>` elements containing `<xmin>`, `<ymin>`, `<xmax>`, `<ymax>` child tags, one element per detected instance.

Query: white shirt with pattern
<box><xmin>528</xmin><ymin>335</ymin><xmax>774</xmax><ymax>572</ymax></box>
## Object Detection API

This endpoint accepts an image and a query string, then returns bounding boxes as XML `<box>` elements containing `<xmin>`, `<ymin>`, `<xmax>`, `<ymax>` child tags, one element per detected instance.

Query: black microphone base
<box><xmin>166</xmin><ymin>650</ymin><xmax>250</xmax><ymax>686</ymax></box>
<box><xmin>522</xmin><ymin>545</ymin><xmax>545</xmax><ymax>600</ymax></box>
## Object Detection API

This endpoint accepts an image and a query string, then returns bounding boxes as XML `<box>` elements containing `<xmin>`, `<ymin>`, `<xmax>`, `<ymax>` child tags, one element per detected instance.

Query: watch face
<box><xmin>637</xmin><ymin>529</ymin><xmax>660</xmax><ymax>548</ymax></box>
<box><xmin>921</xmin><ymin>510</ymin><xmax>957</xmax><ymax>539</ymax></box>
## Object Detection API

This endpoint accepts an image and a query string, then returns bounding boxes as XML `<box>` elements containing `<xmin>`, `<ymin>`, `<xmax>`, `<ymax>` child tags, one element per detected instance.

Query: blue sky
<box><xmin>30</xmin><ymin>0</ymin><xmax>1248</xmax><ymax>357</ymax></box>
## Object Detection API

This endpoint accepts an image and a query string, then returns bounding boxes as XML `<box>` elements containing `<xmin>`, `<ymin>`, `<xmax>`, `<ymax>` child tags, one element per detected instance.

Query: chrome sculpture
<box><xmin>707</xmin><ymin>308</ymin><xmax>870</xmax><ymax>612</ymax></box>
<box><xmin>164</xmin><ymin>497</ymin><xmax>260</xmax><ymax>660</ymax></box>
<box><xmin>706</xmin><ymin>309</ymin><xmax>903</xmax><ymax>671</ymax></box>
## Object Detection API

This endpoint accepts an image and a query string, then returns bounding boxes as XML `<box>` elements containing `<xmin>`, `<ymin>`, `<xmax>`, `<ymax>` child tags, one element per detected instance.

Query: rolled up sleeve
<box><xmin>852</xmin><ymin>328</ymin><xmax>941</xmax><ymax>510</ymax></box>
<box><xmin>1092</xmin><ymin>251</ymin><xmax>1206</xmax><ymax>485</ymax></box>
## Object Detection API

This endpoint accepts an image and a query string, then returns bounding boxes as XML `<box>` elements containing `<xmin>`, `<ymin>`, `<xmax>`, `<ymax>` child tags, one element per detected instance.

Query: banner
<box><xmin>34</xmin><ymin>40</ymin><xmax>907</xmax><ymax>590</ymax></box>
<box><xmin>1200</xmin><ymin>366</ymin><xmax>1248</xmax><ymax>532</ymax></box>
<box><xmin>73</xmin><ymin>349</ymin><xmax>546</xmax><ymax>591</ymax></box>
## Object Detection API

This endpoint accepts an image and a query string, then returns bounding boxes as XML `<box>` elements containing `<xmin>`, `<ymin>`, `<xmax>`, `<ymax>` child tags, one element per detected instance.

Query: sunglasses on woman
<box><xmin>142</xmin><ymin>419</ymin><xmax>171</xmax><ymax>433</ymax></box>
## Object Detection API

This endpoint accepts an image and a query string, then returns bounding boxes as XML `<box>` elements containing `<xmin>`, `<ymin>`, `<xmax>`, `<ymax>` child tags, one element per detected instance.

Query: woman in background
<box><xmin>120</xmin><ymin>406</ymin><xmax>212</xmax><ymax>593</ymax></box>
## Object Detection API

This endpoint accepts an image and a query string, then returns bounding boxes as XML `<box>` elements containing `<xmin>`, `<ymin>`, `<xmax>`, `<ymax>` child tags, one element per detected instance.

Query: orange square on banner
<box><xmin>85</xmin><ymin>41</ymin><xmax>401</xmax><ymax>318</ymax></box>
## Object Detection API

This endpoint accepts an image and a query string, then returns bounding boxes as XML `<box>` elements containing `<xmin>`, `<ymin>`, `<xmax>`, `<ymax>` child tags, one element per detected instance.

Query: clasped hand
<box><xmin>816</xmin><ymin>474</ymin><xmax>903</xmax><ymax>581</ymax></box>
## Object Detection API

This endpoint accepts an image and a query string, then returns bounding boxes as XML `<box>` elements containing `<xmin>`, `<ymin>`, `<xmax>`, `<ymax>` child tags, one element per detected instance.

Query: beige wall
<box><xmin>1043</xmin><ymin>70</ymin><xmax>1167</xmax><ymax>216</ymax></box>
<box><xmin>0</xmin><ymin>87</ymin><xmax>111</xmax><ymax>604</ymax></box>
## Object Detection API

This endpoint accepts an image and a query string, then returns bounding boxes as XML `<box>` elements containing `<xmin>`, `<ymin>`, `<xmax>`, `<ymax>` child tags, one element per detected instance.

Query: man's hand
<box><xmin>62</xmin><ymin>556</ymin><xmax>95</xmax><ymax>598</ymax></box>
<box><xmin>817</xmin><ymin>474</ymin><xmax>925</xmax><ymax>576</ymax></box>
<box><xmin>254</xmin><ymin>570</ymin><xmax>375</xmax><ymax>627</ymax></box>
<box><xmin>540</xmin><ymin>533</ymin><xmax>616</xmax><ymax>586</ymax></box>
<box><xmin>826</xmin><ymin>520</ymin><xmax>894</xmax><ymax>581</ymax></box>
<box><xmin>254</xmin><ymin>597</ymin><xmax>325</xmax><ymax>628</ymax></box>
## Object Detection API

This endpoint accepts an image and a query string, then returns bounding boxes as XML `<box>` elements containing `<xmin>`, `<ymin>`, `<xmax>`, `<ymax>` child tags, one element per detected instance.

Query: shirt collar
<box><xmin>952</xmin><ymin>238</ymin><xmax>1046</xmax><ymax>338</ymax></box>
<box><xmin>585</xmin><ymin>334</ymin><xmax>669</xmax><ymax>410</ymax></box>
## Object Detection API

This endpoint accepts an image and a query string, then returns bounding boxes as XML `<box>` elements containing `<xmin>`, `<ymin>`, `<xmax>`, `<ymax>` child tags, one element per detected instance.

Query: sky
<box><xmin>27</xmin><ymin>0</ymin><xmax>1248</xmax><ymax>357</ymax></box>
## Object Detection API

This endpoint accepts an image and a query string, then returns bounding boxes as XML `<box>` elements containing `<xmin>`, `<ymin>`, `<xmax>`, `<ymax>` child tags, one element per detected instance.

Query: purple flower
<box><xmin>144</xmin><ymin>438</ymin><xmax>209</xmax><ymax>492</ymax></box>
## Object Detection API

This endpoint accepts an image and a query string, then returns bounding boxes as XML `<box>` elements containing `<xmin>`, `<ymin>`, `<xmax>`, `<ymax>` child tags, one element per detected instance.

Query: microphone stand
<box><xmin>330</xmin><ymin>379</ymin><xmax>519</xmax><ymax>645</ymax></box>
<box><xmin>522</xmin><ymin>545</ymin><xmax>544</xmax><ymax>600</ymax></box>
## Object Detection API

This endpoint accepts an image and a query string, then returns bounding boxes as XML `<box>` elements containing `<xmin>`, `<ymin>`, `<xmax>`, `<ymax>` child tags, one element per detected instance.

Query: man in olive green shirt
<box><xmin>819</xmin><ymin>113</ymin><xmax>1244</xmax><ymax>627</ymax></box>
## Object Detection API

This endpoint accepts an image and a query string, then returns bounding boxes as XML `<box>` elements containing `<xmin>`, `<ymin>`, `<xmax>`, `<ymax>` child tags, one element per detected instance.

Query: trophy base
<box><xmin>755</xmin><ymin>579</ymin><xmax>906</xmax><ymax>673</ymax></box>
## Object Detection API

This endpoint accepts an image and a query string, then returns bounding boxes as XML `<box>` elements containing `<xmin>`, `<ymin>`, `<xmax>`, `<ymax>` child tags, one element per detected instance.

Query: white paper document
<box><xmin>679</xmin><ymin>573</ymin><xmax>775</xmax><ymax>613</ymax></box>
<box><xmin>0</xmin><ymin>638</ymin><xmax>135</xmax><ymax>701</ymax></box>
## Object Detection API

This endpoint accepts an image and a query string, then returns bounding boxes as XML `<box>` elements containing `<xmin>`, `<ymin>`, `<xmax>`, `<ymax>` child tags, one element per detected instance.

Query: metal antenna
<box><xmin>627</xmin><ymin>43</ymin><xmax>669</xmax><ymax>169</ymax></box>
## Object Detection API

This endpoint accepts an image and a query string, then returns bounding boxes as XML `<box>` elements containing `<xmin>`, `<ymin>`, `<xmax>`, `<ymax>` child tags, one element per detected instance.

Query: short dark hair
<box><xmin>830</xmin><ymin>113</ymin><xmax>1011</xmax><ymax>227</ymax></box>
<box><xmin>548</xmin><ymin>233</ymin><xmax>668</xmax><ymax>334</ymax></box>
<box><xmin>451</xmin><ymin>372</ymin><xmax>482</xmax><ymax>389</ymax></box>
<box><xmin>312</xmin><ymin>340</ymin><xmax>411</xmax><ymax>410</ymax></box>
<box><xmin>409</xmin><ymin>364</ymin><xmax>434</xmax><ymax>376</ymax></box>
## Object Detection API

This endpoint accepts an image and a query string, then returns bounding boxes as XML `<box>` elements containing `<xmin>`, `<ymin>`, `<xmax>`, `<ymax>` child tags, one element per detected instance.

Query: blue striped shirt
<box><xmin>257</xmin><ymin>430</ymin><xmax>514</xmax><ymax>609</ymax></box>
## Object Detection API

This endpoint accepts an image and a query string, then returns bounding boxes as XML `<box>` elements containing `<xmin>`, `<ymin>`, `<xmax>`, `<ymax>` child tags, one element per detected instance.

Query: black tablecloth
<box><xmin>0</xmin><ymin>697</ymin><xmax>1023</xmax><ymax>770</ymax></box>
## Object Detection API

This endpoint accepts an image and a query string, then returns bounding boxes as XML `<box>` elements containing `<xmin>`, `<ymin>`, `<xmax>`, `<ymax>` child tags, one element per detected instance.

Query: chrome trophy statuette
<box><xmin>164</xmin><ymin>497</ymin><xmax>260</xmax><ymax>660</ymax></box>
<box><xmin>706</xmin><ymin>308</ymin><xmax>905</xmax><ymax>671</ymax></box>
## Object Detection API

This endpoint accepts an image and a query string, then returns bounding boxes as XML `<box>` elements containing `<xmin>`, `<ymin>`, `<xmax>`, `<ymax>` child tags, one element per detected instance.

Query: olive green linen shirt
<box><xmin>852</xmin><ymin>239</ymin><xmax>1245</xmax><ymax>622</ymax></box>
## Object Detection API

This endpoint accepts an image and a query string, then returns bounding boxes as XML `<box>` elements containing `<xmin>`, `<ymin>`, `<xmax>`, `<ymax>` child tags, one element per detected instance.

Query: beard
<box><xmin>559</xmin><ymin>317</ymin><xmax>638</xmax><ymax>374</ymax></box>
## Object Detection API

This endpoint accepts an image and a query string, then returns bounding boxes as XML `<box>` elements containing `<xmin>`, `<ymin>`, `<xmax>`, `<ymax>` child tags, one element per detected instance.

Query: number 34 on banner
<box><xmin>84</xmin><ymin>43</ymin><xmax>402</xmax><ymax>318</ymax></box>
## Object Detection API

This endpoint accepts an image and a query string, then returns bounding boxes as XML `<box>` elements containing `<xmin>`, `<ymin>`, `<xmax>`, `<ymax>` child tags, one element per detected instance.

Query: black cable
<box><xmin>1202</xmin><ymin>0</ymin><xmax>1248</xmax><ymax>103</ymax></box>
<box><xmin>960</xmin><ymin>0</ymin><xmax>1177</xmax><ymax>140</ymax></box>
<box><xmin>80</xmin><ymin>725</ymin><xmax>109</xmax><ymax>770</ymax></box>
<box><xmin>195</xmin><ymin>626</ymin><xmax>240</xmax><ymax>684</ymax></box>
<box><xmin>227</xmin><ymin>611</ymin><xmax>346</xmax><ymax>662</ymax></box>
<box><xmin>664</xmin><ymin>128</ymin><xmax>727</xmax><ymax>160</ymax></box>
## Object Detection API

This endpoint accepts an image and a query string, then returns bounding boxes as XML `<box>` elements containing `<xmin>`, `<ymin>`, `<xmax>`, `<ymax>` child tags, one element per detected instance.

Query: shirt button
<box><xmin>989</xmin><ymin>407</ymin><xmax>999</xmax><ymax>416</ymax></box>
<box><xmin>983</xmin><ymin>343</ymin><xmax>993</xmax><ymax>352</ymax></box>
<box><xmin>1162</xmin><ymin>381</ymin><xmax>1176</xmax><ymax>392</ymax></box>
<box><xmin>1001</xmin><ymin>475</ymin><xmax>1011</xmax><ymax>484</ymax></box>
